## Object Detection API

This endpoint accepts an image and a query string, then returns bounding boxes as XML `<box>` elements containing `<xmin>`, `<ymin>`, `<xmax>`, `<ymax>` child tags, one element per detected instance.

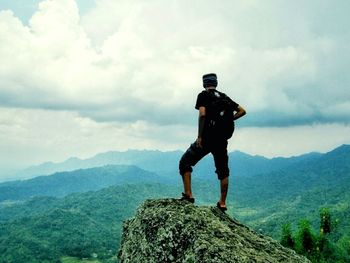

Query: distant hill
<box><xmin>12</xmin><ymin>147</ymin><xmax>325</xmax><ymax>182</ymax></box>
<box><xmin>0</xmin><ymin>184</ymin><xmax>179</xmax><ymax>262</ymax></box>
<box><xmin>1</xmin><ymin>145</ymin><xmax>349</xmax><ymax>202</ymax></box>
<box><xmin>1</xmin><ymin>144</ymin><xmax>350</xmax><ymax>262</ymax></box>
<box><xmin>12</xmin><ymin>150</ymin><xmax>183</xmax><ymax>181</ymax></box>
<box><xmin>0</xmin><ymin>165</ymin><xmax>169</xmax><ymax>201</ymax></box>
<box><xmin>232</xmin><ymin>144</ymin><xmax>350</xmax><ymax>237</ymax></box>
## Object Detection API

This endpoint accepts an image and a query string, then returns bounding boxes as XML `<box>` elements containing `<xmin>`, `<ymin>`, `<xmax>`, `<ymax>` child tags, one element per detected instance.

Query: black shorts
<box><xmin>179</xmin><ymin>139</ymin><xmax>229</xmax><ymax>180</ymax></box>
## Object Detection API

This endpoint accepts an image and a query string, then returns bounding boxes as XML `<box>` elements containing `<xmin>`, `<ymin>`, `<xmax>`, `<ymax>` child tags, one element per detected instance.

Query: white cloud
<box><xmin>0</xmin><ymin>107</ymin><xmax>195</xmax><ymax>175</ymax></box>
<box><xmin>1</xmin><ymin>106</ymin><xmax>349</xmax><ymax>179</ymax></box>
<box><xmin>1</xmin><ymin>0</ymin><xmax>349</xmax><ymax>126</ymax></box>
<box><xmin>0</xmin><ymin>0</ymin><xmax>350</xmax><ymax>174</ymax></box>
<box><xmin>230</xmin><ymin>123</ymin><xmax>350</xmax><ymax>158</ymax></box>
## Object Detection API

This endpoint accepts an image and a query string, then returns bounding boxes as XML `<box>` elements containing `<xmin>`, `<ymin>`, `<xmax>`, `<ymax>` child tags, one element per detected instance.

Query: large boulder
<box><xmin>118</xmin><ymin>199</ymin><xmax>310</xmax><ymax>263</ymax></box>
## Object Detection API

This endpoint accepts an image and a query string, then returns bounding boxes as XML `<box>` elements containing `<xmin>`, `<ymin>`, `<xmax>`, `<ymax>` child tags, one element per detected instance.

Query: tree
<box><xmin>280</xmin><ymin>223</ymin><xmax>295</xmax><ymax>249</ymax></box>
<box><xmin>320</xmin><ymin>208</ymin><xmax>331</xmax><ymax>236</ymax></box>
<box><xmin>295</xmin><ymin>219</ymin><xmax>316</xmax><ymax>256</ymax></box>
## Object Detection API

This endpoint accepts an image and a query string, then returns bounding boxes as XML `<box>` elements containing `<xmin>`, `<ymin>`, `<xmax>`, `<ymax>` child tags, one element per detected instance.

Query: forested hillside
<box><xmin>12</xmin><ymin>147</ymin><xmax>323</xmax><ymax>181</ymax></box>
<box><xmin>232</xmin><ymin>144</ymin><xmax>350</xmax><ymax>236</ymax></box>
<box><xmin>0</xmin><ymin>184</ymin><xmax>179</xmax><ymax>262</ymax></box>
<box><xmin>0</xmin><ymin>165</ymin><xmax>169</xmax><ymax>201</ymax></box>
<box><xmin>0</xmin><ymin>145</ymin><xmax>349</xmax><ymax>262</ymax></box>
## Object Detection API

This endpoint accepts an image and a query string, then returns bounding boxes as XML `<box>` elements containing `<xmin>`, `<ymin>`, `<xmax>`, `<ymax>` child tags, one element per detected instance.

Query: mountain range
<box><xmin>0</xmin><ymin>146</ymin><xmax>337</xmax><ymax>202</ymax></box>
<box><xmin>0</xmin><ymin>165</ymin><xmax>173</xmax><ymax>202</ymax></box>
<box><xmin>8</xmin><ymin>145</ymin><xmax>326</xmax><ymax>182</ymax></box>
<box><xmin>0</xmin><ymin>145</ymin><xmax>349</xmax><ymax>203</ymax></box>
<box><xmin>0</xmin><ymin>144</ymin><xmax>349</xmax><ymax>262</ymax></box>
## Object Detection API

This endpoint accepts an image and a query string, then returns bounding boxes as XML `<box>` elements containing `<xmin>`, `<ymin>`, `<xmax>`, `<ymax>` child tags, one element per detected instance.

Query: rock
<box><xmin>118</xmin><ymin>199</ymin><xmax>310</xmax><ymax>263</ymax></box>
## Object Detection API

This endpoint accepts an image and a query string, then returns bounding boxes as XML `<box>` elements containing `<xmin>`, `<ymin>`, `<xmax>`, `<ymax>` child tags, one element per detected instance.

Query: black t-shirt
<box><xmin>195</xmin><ymin>90</ymin><xmax>239</xmax><ymax>111</ymax></box>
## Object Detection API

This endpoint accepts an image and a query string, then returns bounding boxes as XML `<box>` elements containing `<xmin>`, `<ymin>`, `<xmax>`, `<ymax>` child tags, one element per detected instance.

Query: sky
<box><xmin>0</xmin><ymin>0</ymin><xmax>350</xmax><ymax>176</ymax></box>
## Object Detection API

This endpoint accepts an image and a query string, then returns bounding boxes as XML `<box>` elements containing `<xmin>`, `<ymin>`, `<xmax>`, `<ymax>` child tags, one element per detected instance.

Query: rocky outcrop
<box><xmin>118</xmin><ymin>199</ymin><xmax>310</xmax><ymax>263</ymax></box>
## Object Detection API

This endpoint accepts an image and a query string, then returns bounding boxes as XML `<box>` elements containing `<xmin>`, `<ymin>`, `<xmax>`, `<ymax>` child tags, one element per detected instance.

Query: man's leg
<box><xmin>212</xmin><ymin>140</ymin><xmax>229</xmax><ymax>208</ymax></box>
<box><xmin>182</xmin><ymin>171</ymin><xmax>193</xmax><ymax>198</ymax></box>
<box><xmin>219</xmin><ymin>176</ymin><xmax>229</xmax><ymax>208</ymax></box>
<box><xmin>179</xmin><ymin>142</ymin><xmax>208</xmax><ymax>200</ymax></box>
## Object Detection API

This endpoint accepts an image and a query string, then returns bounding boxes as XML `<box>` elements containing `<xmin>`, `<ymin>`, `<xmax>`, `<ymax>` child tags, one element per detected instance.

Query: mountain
<box><xmin>228</xmin><ymin>150</ymin><xmax>321</xmax><ymax>177</ymax></box>
<box><xmin>118</xmin><ymin>199</ymin><xmax>310</xmax><ymax>263</ymax></box>
<box><xmin>231</xmin><ymin>144</ymin><xmax>350</xmax><ymax>237</ymax></box>
<box><xmin>0</xmin><ymin>165</ymin><xmax>169</xmax><ymax>201</ymax></box>
<box><xmin>1</xmin><ymin>148</ymin><xmax>350</xmax><ymax>263</ymax></box>
<box><xmin>0</xmin><ymin>184</ymin><xmax>180</xmax><ymax>262</ymax></box>
<box><xmin>1</xmin><ymin>144</ymin><xmax>349</xmax><ymax>204</ymax></box>
<box><xmin>1</xmin><ymin>192</ymin><xmax>311</xmax><ymax>263</ymax></box>
<box><xmin>13</xmin><ymin>150</ymin><xmax>183</xmax><ymax>181</ymax></box>
<box><xmin>12</xmin><ymin>146</ymin><xmax>326</xmax><ymax>182</ymax></box>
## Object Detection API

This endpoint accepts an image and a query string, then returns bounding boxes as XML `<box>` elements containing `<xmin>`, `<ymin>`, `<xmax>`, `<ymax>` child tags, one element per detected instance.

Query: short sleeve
<box><xmin>195</xmin><ymin>91</ymin><xmax>209</xmax><ymax>109</ymax></box>
<box><xmin>231</xmin><ymin>100</ymin><xmax>239</xmax><ymax>111</ymax></box>
<box><xmin>195</xmin><ymin>90</ymin><xmax>240</xmax><ymax>111</ymax></box>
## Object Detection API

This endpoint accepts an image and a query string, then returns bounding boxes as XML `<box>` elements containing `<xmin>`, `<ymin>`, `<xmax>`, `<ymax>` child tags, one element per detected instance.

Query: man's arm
<box><xmin>197</xmin><ymin>106</ymin><xmax>206</xmax><ymax>147</ymax></box>
<box><xmin>233</xmin><ymin>105</ymin><xmax>246</xmax><ymax>121</ymax></box>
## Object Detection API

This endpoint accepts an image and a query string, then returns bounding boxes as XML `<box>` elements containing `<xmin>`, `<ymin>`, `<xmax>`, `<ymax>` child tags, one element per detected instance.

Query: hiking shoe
<box><xmin>180</xmin><ymin>193</ymin><xmax>195</xmax><ymax>203</ymax></box>
<box><xmin>216</xmin><ymin>202</ymin><xmax>227</xmax><ymax>212</ymax></box>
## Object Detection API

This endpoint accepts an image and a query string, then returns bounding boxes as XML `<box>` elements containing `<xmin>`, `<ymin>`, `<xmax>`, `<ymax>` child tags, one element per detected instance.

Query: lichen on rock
<box><xmin>118</xmin><ymin>199</ymin><xmax>310</xmax><ymax>263</ymax></box>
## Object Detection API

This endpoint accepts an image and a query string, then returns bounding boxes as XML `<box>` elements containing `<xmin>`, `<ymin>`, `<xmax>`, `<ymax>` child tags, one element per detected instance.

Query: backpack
<box><xmin>205</xmin><ymin>90</ymin><xmax>236</xmax><ymax>139</ymax></box>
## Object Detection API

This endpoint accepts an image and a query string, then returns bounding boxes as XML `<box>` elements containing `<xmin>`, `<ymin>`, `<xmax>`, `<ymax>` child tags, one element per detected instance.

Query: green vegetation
<box><xmin>231</xmin><ymin>145</ymin><xmax>350</xmax><ymax>242</ymax></box>
<box><xmin>1</xmin><ymin>145</ymin><xmax>350</xmax><ymax>262</ymax></box>
<box><xmin>0</xmin><ymin>184</ymin><xmax>179</xmax><ymax>262</ymax></box>
<box><xmin>281</xmin><ymin>223</ymin><xmax>295</xmax><ymax>249</ymax></box>
<box><xmin>280</xmin><ymin>208</ymin><xmax>350</xmax><ymax>262</ymax></box>
<box><xmin>2</xmin><ymin>179</ymin><xmax>349</xmax><ymax>262</ymax></box>
<box><xmin>0</xmin><ymin>165</ymin><xmax>167</xmax><ymax>201</ymax></box>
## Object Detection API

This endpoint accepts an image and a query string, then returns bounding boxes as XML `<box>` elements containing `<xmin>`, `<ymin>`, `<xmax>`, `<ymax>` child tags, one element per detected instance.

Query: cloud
<box><xmin>232</xmin><ymin>123</ymin><xmax>350</xmax><ymax>158</ymax></box>
<box><xmin>0</xmin><ymin>106</ymin><xmax>195</xmax><ymax>175</ymax></box>
<box><xmin>1</xmin><ymin>0</ymin><xmax>349</xmax><ymax>129</ymax></box>
<box><xmin>1</xmin><ymin>0</ymin><xmax>350</xmax><ymax>179</ymax></box>
<box><xmin>1</xmin><ymin>105</ymin><xmax>349</xmax><ymax>180</ymax></box>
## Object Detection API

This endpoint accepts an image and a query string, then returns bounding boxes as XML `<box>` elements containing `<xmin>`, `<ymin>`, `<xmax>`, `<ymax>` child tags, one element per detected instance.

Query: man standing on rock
<box><xmin>179</xmin><ymin>73</ymin><xmax>246</xmax><ymax>212</ymax></box>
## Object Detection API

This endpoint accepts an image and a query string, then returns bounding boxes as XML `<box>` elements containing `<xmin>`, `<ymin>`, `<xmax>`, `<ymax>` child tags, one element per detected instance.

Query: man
<box><xmin>179</xmin><ymin>73</ymin><xmax>246</xmax><ymax>212</ymax></box>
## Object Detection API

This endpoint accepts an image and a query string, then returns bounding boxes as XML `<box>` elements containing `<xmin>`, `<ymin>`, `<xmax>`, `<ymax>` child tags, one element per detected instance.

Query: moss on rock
<box><xmin>118</xmin><ymin>199</ymin><xmax>310</xmax><ymax>263</ymax></box>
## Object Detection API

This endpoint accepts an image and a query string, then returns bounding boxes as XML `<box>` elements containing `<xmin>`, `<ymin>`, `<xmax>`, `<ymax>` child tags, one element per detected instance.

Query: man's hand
<box><xmin>233</xmin><ymin>105</ymin><xmax>246</xmax><ymax>121</ymax></box>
